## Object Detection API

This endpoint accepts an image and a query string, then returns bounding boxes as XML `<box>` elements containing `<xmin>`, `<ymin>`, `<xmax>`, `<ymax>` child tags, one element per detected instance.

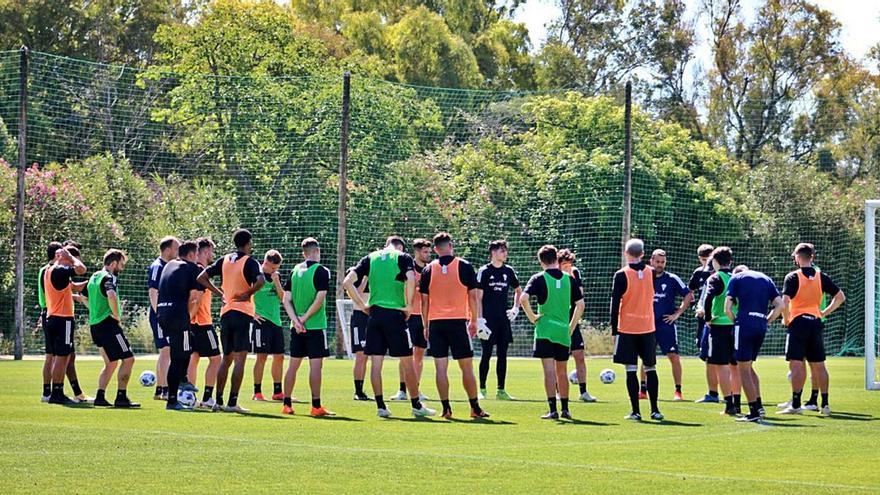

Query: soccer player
<box><xmin>420</xmin><ymin>232</ymin><xmax>488</xmax><ymax>419</ymax></box>
<box><xmin>724</xmin><ymin>265</ymin><xmax>783</xmax><ymax>422</ymax></box>
<box><xmin>342</xmin><ymin>236</ymin><xmax>435</xmax><ymax>418</ymax></box>
<box><xmin>702</xmin><ymin>247</ymin><xmax>741</xmax><ymax>415</ymax></box>
<box><xmin>521</xmin><ymin>245</ymin><xmax>584</xmax><ymax>420</ymax></box>
<box><xmin>557</xmin><ymin>249</ymin><xmax>596</xmax><ymax>402</ymax></box>
<box><xmin>157</xmin><ymin>240</ymin><xmax>202</xmax><ymax>411</ymax></box>
<box><xmin>689</xmin><ymin>243</ymin><xmax>721</xmax><ymax>404</ymax></box>
<box><xmin>252</xmin><ymin>250</ymin><xmax>286</xmax><ymax>402</ymax></box>
<box><xmin>188</xmin><ymin>237</ymin><xmax>222</xmax><ymax>410</ymax></box>
<box><xmin>148</xmin><ymin>236</ymin><xmax>180</xmax><ymax>400</ymax></box>
<box><xmin>476</xmin><ymin>239</ymin><xmax>521</xmax><ymax>401</ymax></box>
<box><xmin>61</xmin><ymin>242</ymin><xmax>92</xmax><ymax>403</ymax></box>
<box><xmin>198</xmin><ymin>229</ymin><xmax>265</xmax><ymax>413</ymax></box>
<box><xmin>87</xmin><ymin>249</ymin><xmax>139</xmax><ymax>408</ymax></box>
<box><xmin>391</xmin><ymin>238</ymin><xmax>432</xmax><ymax>401</ymax></box>
<box><xmin>281</xmin><ymin>238</ymin><xmax>334</xmax><ymax>416</ymax></box>
<box><xmin>44</xmin><ymin>246</ymin><xmax>87</xmax><ymax>405</ymax></box>
<box><xmin>610</xmin><ymin>239</ymin><xmax>662</xmax><ymax>421</ymax></box>
<box><xmin>643</xmin><ymin>249</ymin><xmax>693</xmax><ymax>400</ymax></box>
<box><xmin>346</xmin><ymin>266</ymin><xmax>372</xmax><ymax>401</ymax></box>
<box><xmin>38</xmin><ymin>241</ymin><xmax>63</xmax><ymax>402</ymax></box>
<box><xmin>778</xmin><ymin>243</ymin><xmax>845</xmax><ymax>416</ymax></box>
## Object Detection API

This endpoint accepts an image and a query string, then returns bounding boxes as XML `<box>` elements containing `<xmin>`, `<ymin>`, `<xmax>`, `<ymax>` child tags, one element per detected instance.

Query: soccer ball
<box><xmin>178</xmin><ymin>390</ymin><xmax>197</xmax><ymax>408</ymax></box>
<box><xmin>139</xmin><ymin>370</ymin><xmax>157</xmax><ymax>387</ymax></box>
<box><xmin>568</xmin><ymin>370</ymin><xmax>578</xmax><ymax>384</ymax></box>
<box><xmin>599</xmin><ymin>369</ymin><xmax>616</xmax><ymax>384</ymax></box>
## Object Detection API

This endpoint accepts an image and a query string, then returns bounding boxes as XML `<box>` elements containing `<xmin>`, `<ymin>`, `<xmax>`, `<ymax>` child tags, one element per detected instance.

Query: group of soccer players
<box><xmin>37</xmin><ymin>226</ymin><xmax>845</xmax><ymax>423</ymax></box>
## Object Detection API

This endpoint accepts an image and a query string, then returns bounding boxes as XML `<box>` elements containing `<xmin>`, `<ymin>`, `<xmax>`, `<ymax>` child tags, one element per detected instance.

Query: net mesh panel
<box><xmin>0</xmin><ymin>50</ymin><xmax>868</xmax><ymax>358</ymax></box>
<box><xmin>873</xmin><ymin>207</ymin><xmax>880</xmax><ymax>383</ymax></box>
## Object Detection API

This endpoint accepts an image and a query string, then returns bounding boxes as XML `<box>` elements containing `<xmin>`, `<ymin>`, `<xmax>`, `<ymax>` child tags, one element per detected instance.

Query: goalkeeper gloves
<box><xmin>476</xmin><ymin>318</ymin><xmax>492</xmax><ymax>340</ymax></box>
<box><xmin>506</xmin><ymin>306</ymin><xmax>519</xmax><ymax>322</ymax></box>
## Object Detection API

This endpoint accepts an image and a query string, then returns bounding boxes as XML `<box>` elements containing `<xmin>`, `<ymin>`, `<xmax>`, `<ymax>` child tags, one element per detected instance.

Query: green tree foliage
<box><xmin>0</xmin><ymin>0</ymin><xmax>190</xmax><ymax>64</ymax></box>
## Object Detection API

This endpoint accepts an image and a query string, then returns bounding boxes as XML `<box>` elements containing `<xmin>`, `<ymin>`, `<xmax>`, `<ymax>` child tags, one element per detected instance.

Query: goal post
<box><xmin>866</xmin><ymin>200</ymin><xmax>880</xmax><ymax>390</ymax></box>
<box><xmin>335</xmin><ymin>298</ymin><xmax>354</xmax><ymax>359</ymax></box>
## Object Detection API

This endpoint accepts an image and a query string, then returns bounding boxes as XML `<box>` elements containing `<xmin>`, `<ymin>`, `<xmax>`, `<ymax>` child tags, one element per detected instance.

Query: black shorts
<box><xmin>350</xmin><ymin>310</ymin><xmax>368</xmax><ymax>353</ymax></box>
<box><xmin>485</xmin><ymin>318</ymin><xmax>512</xmax><ymax>345</ymax></box>
<box><xmin>785</xmin><ymin>315</ymin><xmax>826</xmax><ymax>362</ymax></box>
<box><xmin>220</xmin><ymin>310</ymin><xmax>253</xmax><ymax>355</ymax></box>
<box><xmin>158</xmin><ymin>314</ymin><xmax>192</xmax><ymax>361</ymax></box>
<box><xmin>92</xmin><ymin>318</ymin><xmax>134</xmax><ymax>362</ymax></box>
<box><xmin>190</xmin><ymin>324</ymin><xmax>221</xmax><ymax>357</ymax></box>
<box><xmin>407</xmin><ymin>316</ymin><xmax>428</xmax><ymax>349</ymax></box>
<box><xmin>570</xmin><ymin>325</ymin><xmax>585</xmax><ymax>351</ymax></box>
<box><xmin>149</xmin><ymin>309</ymin><xmax>168</xmax><ymax>349</ymax></box>
<box><xmin>613</xmin><ymin>332</ymin><xmax>657</xmax><ymax>367</ymax></box>
<box><xmin>364</xmin><ymin>306</ymin><xmax>413</xmax><ymax>357</ymax></box>
<box><xmin>45</xmin><ymin>316</ymin><xmax>75</xmax><ymax>357</ymax></box>
<box><xmin>533</xmin><ymin>338</ymin><xmax>570</xmax><ymax>361</ymax></box>
<box><xmin>253</xmin><ymin>319</ymin><xmax>285</xmax><ymax>354</ymax></box>
<box><xmin>290</xmin><ymin>329</ymin><xmax>330</xmax><ymax>359</ymax></box>
<box><xmin>707</xmin><ymin>324</ymin><xmax>737</xmax><ymax>366</ymax></box>
<box><xmin>427</xmin><ymin>319</ymin><xmax>474</xmax><ymax>360</ymax></box>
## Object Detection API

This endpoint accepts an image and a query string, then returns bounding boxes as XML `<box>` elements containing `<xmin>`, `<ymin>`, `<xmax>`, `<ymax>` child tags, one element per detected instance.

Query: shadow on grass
<box><xmin>308</xmin><ymin>415</ymin><xmax>362</xmax><ymax>422</ymax></box>
<box><xmin>823</xmin><ymin>412</ymin><xmax>878</xmax><ymax>422</ymax></box>
<box><xmin>756</xmin><ymin>419</ymin><xmax>817</xmax><ymax>428</ymax></box>
<box><xmin>555</xmin><ymin>418</ymin><xmax>615</xmax><ymax>426</ymax></box>
<box><xmin>235</xmin><ymin>411</ymin><xmax>288</xmax><ymax>420</ymax></box>
<box><xmin>446</xmin><ymin>417</ymin><xmax>517</xmax><ymax>426</ymax></box>
<box><xmin>640</xmin><ymin>419</ymin><xmax>703</xmax><ymax>427</ymax></box>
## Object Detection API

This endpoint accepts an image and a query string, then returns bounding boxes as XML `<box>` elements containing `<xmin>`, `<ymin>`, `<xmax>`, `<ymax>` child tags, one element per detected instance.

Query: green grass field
<box><xmin>1</xmin><ymin>356</ymin><xmax>878</xmax><ymax>493</ymax></box>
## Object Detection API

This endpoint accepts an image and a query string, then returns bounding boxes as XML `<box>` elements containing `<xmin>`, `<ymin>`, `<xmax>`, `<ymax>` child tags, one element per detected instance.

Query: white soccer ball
<box><xmin>568</xmin><ymin>370</ymin><xmax>578</xmax><ymax>384</ymax></box>
<box><xmin>139</xmin><ymin>370</ymin><xmax>157</xmax><ymax>387</ymax></box>
<box><xmin>599</xmin><ymin>368</ymin><xmax>616</xmax><ymax>384</ymax></box>
<box><xmin>178</xmin><ymin>390</ymin><xmax>197</xmax><ymax>408</ymax></box>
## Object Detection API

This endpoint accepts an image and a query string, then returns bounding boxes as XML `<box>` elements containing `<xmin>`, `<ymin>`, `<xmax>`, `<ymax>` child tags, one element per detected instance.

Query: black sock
<box><xmin>311</xmin><ymin>398</ymin><xmax>321</xmax><ymax>408</ymax></box>
<box><xmin>441</xmin><ymin>399</ymin><xmax>451</xmax><ymax>412</ymax></box>
<box><xmin>254</xmin><ymin>383</ymin><xmax>262</xmax><ymax>394</ymax></box>
<box><xmin>70</xmin><ymin>380</ymin><xmax>82</xmax><ymax>396</ymax></box>
<box><xmin>497</xmin><ymin>344</ymin><xmax>508</xmax><ymax>389</ymax></box>
<box><xmin>354</xmin><ymin>379</ymin><xmax>364</xmax><ymax>395</ymax></box>
<box><xmin>646</xmin><ymin>369</ymin><xmax>659</xmax><ymax>413</ymax></box>
<box><xmin>626</xmin><ymin>370</ymin><xmax>640</xmax><ymax>414</ymax></box>
<box><xmin>792</xmin><ymin>390</ymin><xmax>802</xmax><ymax>409</ymax></box>
<box><xmin>808</xmin><ymin>389</ymin><xmax>819</xmax><ymax>404</ymax></box>
<box><xmin>479</xmin><ymin>344</ymin><xmax>491</xmax><ymax>389</ymax></box>
<box><xmin>410</xmin><ymin>398</ymin><xmax>422</xmax><ymax>409</ymax></box>
<box><xmin>51</xmin><ymin>382</ymin><xmax>64</xmax><ymax>398</ymax></box>
<box><xmin>42</xmin><ymin>383</ymin><xmax>50</xmax><ymax>396</ymax></box>
<box><xmin>748</xmin><ymin>400</ymin><xmax>758</xmax><ymax>417</ymax></box>
<box><xmin>733</xmin><ymin>394</ymin><xmax>741</xmax><ymax>410</ymax></box>
<box><xmin>283</xmin><ymin>397</ymin><xmax>292</xmax><ymax>407</ymax></box>
<box><xmin>228</xmin><ymin>393</ymin><xmax>238</xmax><ymax>407</ymax></box>
<box><xmin>469</xmin><ymin>397</ymin><xmax>482</xmax><ymax>412</ymax></box>
<box><xmin>273</xmin><ymin>382</ymin><xmax>282</xmax><ymax>395</ymax></box>
<box><xmin>821</xmin><ymin>392</ymin><xmax>829</xmax><ymax>408</ymax></box>
<box><xmin>96</xmin><ymin>389</ymin><xmax>105</xmax><ymax>401</ymax></box>
<box><xmin>202</xmin><ymin>386</ymin><xmax>214</xmax><ymax>402</ymax></box>
<box><xmin>161</xmin><ymin>386</ymin><xmax>168</xmax><ymax>396</ymax></box>
<box><xmin>116</xmin><ymin>389</ymin><xmax>126</xmax><ymax>400</ymax></box>
<box><xmin>399</xmin><ymin>382</ymin><xmax>406</xmax><ymax>393</ymax></box>
<box><xmin>216</xmin><ymin>394</ymin><xmax>224</xmax><ymax>406</ymax></box>
<box><xmin>724</xmin><ymin>395</ymin><xmax>733</xmax><ymax>410</ymax></box>
<box><xmin>675</xmin><ymin>384</ymin><xmax>682</xmax><ymax>393</ymax></box>
<box><xmin>560</xmin><ymin>397</ymin><xmax>569</xmax><ymax>412</ymax></box>
<box><xmin>376</xmin><ymin>395</ymin><xmax>386</xmax><ymax>410</ymax></box>
<box><xmin>579</xmin><ymin>382</ymin><xmax>587</xmax><ymax>394</ymax></box>
<box><xmin>756</xmin><ymin>397</ymin><xmax>763</xmax><ymax>410</ymax></box>
<box><xmin>547</xmin><ymin>397</ymin><xmax>557</xmax><ymax>413</ymax></box>
<box><xmin>640</xmin><ymin>380</ymin><xmax>647</xmax><ymax>393</ymax></box>
<box><xmin>155</xmin><ymin>385</ymin><xmax>161</xmax><ymax>396</ymax></box>
<box><xmin>709</xmin><ymin>390</ymin><xmax>719</xmax><ymax>398</ymax></box>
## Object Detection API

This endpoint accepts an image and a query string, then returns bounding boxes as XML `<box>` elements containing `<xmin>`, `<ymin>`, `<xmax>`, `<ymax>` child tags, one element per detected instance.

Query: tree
<box><xmin>703</xmin><ymin>0</ymin><xmax>841</xmax><ymax>166</ymax></box>
<box><xmin>0</xmin><ymin>0</ymin><xmax>190</xmax><ymax>64</ymax></box>
<box><xmin>538</xmin><ymin>0</ymin><xmax>659</xmax><ymax>94</ymax></box>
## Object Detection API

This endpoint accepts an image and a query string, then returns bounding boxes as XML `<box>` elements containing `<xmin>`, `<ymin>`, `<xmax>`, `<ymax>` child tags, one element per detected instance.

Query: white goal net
<box><xmin>866</xmin><ymin>200</ymin><xmax>880</xmax><ymax>390</ymax></box>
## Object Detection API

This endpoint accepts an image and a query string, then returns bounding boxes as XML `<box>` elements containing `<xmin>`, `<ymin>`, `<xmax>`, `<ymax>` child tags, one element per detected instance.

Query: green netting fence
<box><xmin>0</xmin><ymin>50</ymin><xmax>867</xmax><ymax>358</ymax></box>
